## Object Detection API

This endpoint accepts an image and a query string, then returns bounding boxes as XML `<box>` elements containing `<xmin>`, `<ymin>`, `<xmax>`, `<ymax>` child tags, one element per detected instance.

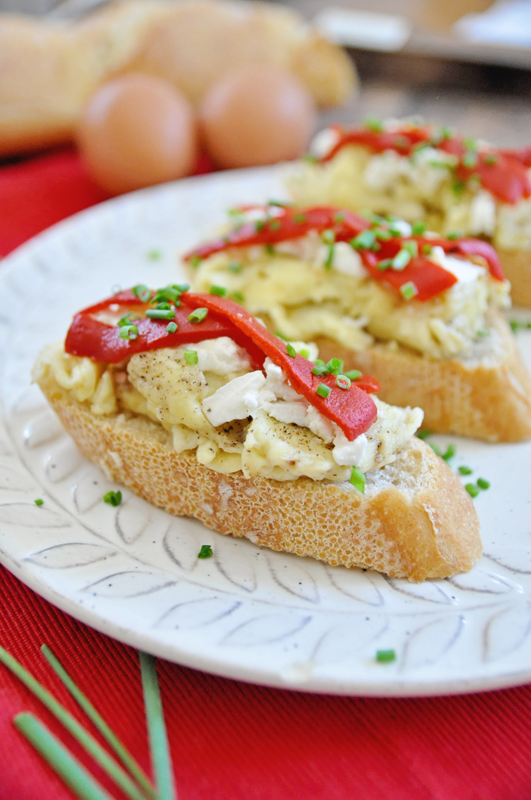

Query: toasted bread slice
<box><xmin>38</xmin><ymin>372</ymin><xmax>481</xmax><ymax>582</ymax></box>
<box><xmin>497</xmin><ymin>250</ymin><xmax>531</xmax><ymax>309</ymax></box>
<box><xmin>312</xmin><ymin>308</ymin><xmax>531</xmax><ymax>443</ymax></box>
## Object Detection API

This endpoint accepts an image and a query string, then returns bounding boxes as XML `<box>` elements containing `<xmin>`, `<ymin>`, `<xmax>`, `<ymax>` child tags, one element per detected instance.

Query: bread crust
<box><xmin>313</xmin><ymin>309</ymin><xmax>531</xmax><ymax>442</ymax></box>
<box><xmin>498</xmin><ymin>249</ymin><xmax>531</xmax><ymax>309</ymax></box>
<box><xmin>0</xmin><ymin>0</ymin><xmax>357</xmax><ymax>157</ymax></box>
<box><xmin>38</xmin><ymin>374</ymin><xmax>481</xmax><ymax>582</ymax></box>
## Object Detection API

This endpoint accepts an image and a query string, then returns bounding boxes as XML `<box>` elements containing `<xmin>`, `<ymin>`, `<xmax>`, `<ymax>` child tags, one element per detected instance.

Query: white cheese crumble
<box><xmin>428</xmin><ymin>246</ymin><xmax>484</xmax><ymax>284</ymax></box>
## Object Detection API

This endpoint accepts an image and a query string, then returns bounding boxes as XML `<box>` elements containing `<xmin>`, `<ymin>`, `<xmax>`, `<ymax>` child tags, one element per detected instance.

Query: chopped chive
<box><xmin>334</xmin><ymin>212</ymin><xmax>346</xmax><ymax>222</ymax></box>
<box><xmin>464</xmin><ymin>137</ymin><xmax>477</xmax><ymax>152</ymax></box>
<box><xmin>463</xmin><ymin>152</ymin><xmax>477</xmax><ymax>169</ymax></box>
<box><xmin>139</xmin><ymin>653</ymin><xmax>176</xmax><ymax>800</ymax></box>
<box><xmin>293</xmin><ymin>213</ymin><xmax>307</xmax><ymax>224</ymax></box>
<box><xmin>286</xmin><ymin>343</ymin><xmax>297</xmax><ymax>358</ymax></box>
<box><xmin>265</xmin><ymin>244</ymin><xmax>276</xmax><ymax>255</ymax></box>
<box><xmin>316</xmin><ymin>383</ymin><xmax>331</xmax><ymax>399</ymax></box>
<box><xmin>376</xmin><ymin>649</ymin><xmax>396</xmax><ymax>663</ymax></box>
<box><xmin>14</xmin><ymin>713</ymin><xmax>115</xmax><ymax>800</ymax></box>
<box><xmin>392</xmin><ymin>249</ymin><xmax>411</xmax><ymax>271</ymax></box>
<box><xmin>189</xmin><ymin>255</ymin><xmax>202</xmax><ymax>269</ymax></box>
<box><xmin>377</xmin><ymin>259</ymin><xmax>393</xmax><ymax>271</ymax></box>
<box><xmin>388</xmin><ymin>226</ymin><xmax>403</xmax><ymax>237</ymax></box>
<box><xmin>188</xmin><ymin>308</ymin><xmax>208</xmax><ymax>323</ymax></box>
<box><xmin>231</xmin><ymin>291</ymin><xmax>245</xmax><ymax>303</ymax></box>
<box><xmin>416</xmin><ymin>429</ymin><xmax>432</xmax><ymax>440</ymax></box>
<box><xmin>152</xmin><ymin>286</ymin><xmax>183</xmax><ymax>304</ymax></box>
<box><xmin>411</xmin><ymin>221</ymin><xmax>426</xmax><ymax>235</ymax></box>
<box><xmin>447</xmin><ymin>230</ymin><xmax>463</xmax><ymax>240</ymax></box>
<box><xmin>441</xmin><ymin>444</ymin><xmax>456</xmax><ymax>461</ymax></box>
<box><xmin>40</xmin><ymin>645</ymin><xmax>155</xmax><ymax>800</ymax></box>
<box><xmin>349</xmin><ymin>466</ymin><xmax>365</xmax><ymax>493</ymax></box>
<box><xmin>400</xmin><ymin>282</ymin><xmax>418</xmax><ymax>300</ymax></box>
<box><xmin>477</xmin><ymin>478</ymin><xmax>490</xmax><ymax>490</ymax></box>
<box><xmin>274</xmin><ymin>331</ymin><xmax>289</xmax><ymax>341</ymax></box>
<box><xmin>351</xmin><ymin>230</ymin><xmax>375</xmax><ymax>250</ymax></box>
<box><xmin>336</xmin><ymin>374</ymin><xmax>351</xmax><ymax>390</ymax></box>
<box><xmin>302</xmin><ymin>153</ymin><xmax>318</xmax><ymax>164</ymax></box>
<box><xmin>363</xmin><ymin>116</ymin><xmax>384</xmax><ymax>132</ymax></box>
<box><xmin>103</xmin><ymin>491</ymin><xmax>122</xmax><ymax>507</ymax></box>
<box><xmin>373</xmin><ymin>228</ymin><xmax>392</xmax><ymax>241</ymax></box>
<box><xmin>422</xmin><ymin>244</ymin><xmax>433</xmax><ymax>255</ymax></box>
<box><xmin>155</xmin><ymin>302</ymin><xmax>171</xmax><ymax>310</ymax></box>
<box><xmin>345</xmin><ymin>369</ymin><xmax>362</xmax><ymax>381</ymax></box>
<box><xmin>269</xmin><ymin>219</ymin><xmax>281</xmax><ymax>231</ymax></box>
<box><xmin>229</xmin><ymin>262</ymin><xmax>242</xmax><ymax>272</ymax></box>
<box><xmin>119</xmin><ymin>325</ymin><xmax>139</xmax><ymax>340</ymax></box>
<box><xmin>254</xmin><ymin>219</ymin><xmax>265</xmax><ymax>232</ymax></box>
<box><xmin>198</xmin><ymin>545</ymin><xmax>213</xmax><ymax>559</ymax></box>
<box><xmin>324</xmin><ymin>244</ymin><xmax>335</xmax><ymax>269</ymax></box>
<box><xmin>326</xmin><ymin>358</ymin><xmax>344</xmax><ymax>375</ymax></box>
<box><xmin>147</xmin><ymin>249</ymin><xmax>161</xmax><ymax>260</ymax></box>
<box><xmin>145</xmin><ymin>309</ymin><xmax>175</xmax><ymax>321</ymax></box>
<box><xmin>268</xmin><ymin>199</ymin><xmax>293</xmax><ymax>208</ymax></box>
<box><xmin>313</xmin><ymin>359</ymin><xmax>325</xmax><ymax>367</ymax></box>
<box><xmin>465</xmin><ymin>483</ymin><xmax>480</xmax><ymax>498</ymax></box>
<box><xmin>118</xmin><ymin>313</ymin><xmax>133</xmax><ymax>327</ymax></box>
<box><xmin>184</xmin><ymin>350</ymin><xmax>198</xmax><ymax>365</ymax></box>
<box><xmin>166</xmin><ymin>322</ymin><xmax>178</xmax><ymax>334</ymax></box>
<box><xmin>403</xmin><ymin>240</ymin><xmax>418</xmax><ymax>258</ymax></box>
<box><xmin>132</xmin><ymin>284</ymin><xmax>151</xmax><ymax>303</ymax></box>
<box><xmin>483</xmin><ymin>153</ymin><xmax>498</xmax><ymax>166</ymax></box>
<box><xmin>34</xmin><ymin>498</ymin><xmax>44</xmax><ymax>506</ymax></box>
<box><xmin>209</xmin><ymin>285</ymin><xmax>227</xmax><ymax>297</ymax></box>
<box><xmin>311</xmin><ymin>365</ymin><xmax>329</xmax><ymax>377</ymax></box>
<box><xmin>458</xmin><ymin>466</ymin><xmax>473</xmax><ymax>475</ymax></box>
<box><xmin>299</xmin><ymin>348</ymin><xmax>310</xmax><ymax>359</ymax></box>
<box><xmin>510</xmin><ymin>320</ymin><xmax>520</xmax><ymax>333</ymax></box>
<box><xmin>452</xmin><ymin>180</ymin><xmax>465</xmax><ymax>197</ymax></box>
<box><xmin>0</xmin><ymin>647</ymin><xmax>146</xmax><ymax>800</ymax></box>
<box><xmin>322</xmin><ymin>229</ymin><xmax>335</xmax><ymax>245</ymax></box>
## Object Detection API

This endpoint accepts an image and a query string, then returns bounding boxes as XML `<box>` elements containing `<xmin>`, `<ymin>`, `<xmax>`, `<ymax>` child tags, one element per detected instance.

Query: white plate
<box><xmin>2</xmin><ymin>166</ymin><xmax>531</xmax><ymax>697</ymax></box>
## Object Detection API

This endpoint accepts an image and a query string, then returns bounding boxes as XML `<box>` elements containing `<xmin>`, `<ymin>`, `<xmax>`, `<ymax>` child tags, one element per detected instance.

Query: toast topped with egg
<box><xmin>287</xmin><ymin>118</ymin><xmax>531</xmax><ymax>307</ymax></box>
<box><xmin>34</xmin><ymin>287</ymin><xmax>480</xmax><ymax>581</ymax></box>
<box><xmin>186</xmin><ymin>203</ymin><xmax>531</xmax><ymax>442</ymax></box>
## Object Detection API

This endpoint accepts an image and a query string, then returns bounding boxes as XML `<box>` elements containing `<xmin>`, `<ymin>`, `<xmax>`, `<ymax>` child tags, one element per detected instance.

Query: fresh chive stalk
<box><xmin>286</xmin><ymin>343</ymin><xmax>297</xmax><ymax>358</ymax></box>
<box><xmin>139</xmin><ymin>653</ymin><xmax>177</xmax><ymax>800</ymax></box>
<box><xmin>198</xmin><ymin>545</ymin><xmax>213</xmax><ymax>559</ymax></box>
<box><xmin>14</xmin><ymin>713</ymin><xmax>115</xmax><ymax>800</ymax></box>
<box><xmin>40</xmin><ymin>646</ymin><xmax>155</xmax><ymax>800</ymax></box>
<box><xmin>349</xmin><ymin>466</ymin><xmax>365</xmax><ymax>493</ymax></box>
<box><xmin>458</xmin><ymin>466</ymin><xmax>473</xmax><ymax>475</ymax></box>
<box><xmin>184</xmin><ymin>350</ymin><xmax>198</xmax><ymax>365</ymax></box>
<box><xmin>188</xmin><ymin>308</ymin><xmax>208</xmax><ymax>323</ymax></box>
<box><xmin>0</xmin><ymin>647</ymin><xmax>147</xmax><ymax>800</ymax></box>
<box><xmin>376</xmin><ymin>649</ymin><xmax>396</xmax><ymax>663</ymax></box>
<box><xmin>465</xmin><ymin>483</ymin><xmax>480</xmax><ymax>498</ymax></box>
<box><xmin>34</xmin><ymin>499</ymin><xmax>44</xmax><ymax>506</ymax></box>
<box><xmin>103</xmin><ymin>491</ymin><xmax>122</xmax><ymax>507</ymax></box>
<box><xmin>316</xmin><ymin>383</ymin><xmax>331</xmax><ymax>399</ymax></box>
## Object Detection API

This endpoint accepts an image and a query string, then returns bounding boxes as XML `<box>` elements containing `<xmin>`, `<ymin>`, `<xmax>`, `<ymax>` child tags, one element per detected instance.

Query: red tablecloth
<box><xmin>1</xmin><ymin>149</ymin><xmax>531</xmax><ymax>800</ymax></box>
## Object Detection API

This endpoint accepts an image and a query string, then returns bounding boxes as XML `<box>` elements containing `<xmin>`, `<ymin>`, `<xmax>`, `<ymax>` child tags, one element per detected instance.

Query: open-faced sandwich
<box><xmin>33</xmin><ymin>286</ymin><xmax>481</xmax><ymax>581</ymax></box>
<box><xmin>186</xmin><ymin>203</ymin><xmax>531</xmax><ymax>442</ymax></box>
<box><xmin>287</xmin><ymin>118</ymin><xmax>531</xmax><ymax>307</ymax></box>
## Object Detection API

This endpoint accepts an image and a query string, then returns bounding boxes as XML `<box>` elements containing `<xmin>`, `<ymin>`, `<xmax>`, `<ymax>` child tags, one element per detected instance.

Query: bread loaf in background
<box><xmin>0</xmin><ymin>0</ymin><xmax>358</xmax><ymax>156</ymax></box>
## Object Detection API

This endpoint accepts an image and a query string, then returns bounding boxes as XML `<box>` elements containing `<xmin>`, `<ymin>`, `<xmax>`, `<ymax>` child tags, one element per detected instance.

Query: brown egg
<box><xmin>78</xmin><ymin>74</ymin><xmax>197</xmax><ymax>194</ymax></box>
<box><xmin>199</xmin><ymin>66</ymin><xmax>316</xmax><ymax>169</ymax></box>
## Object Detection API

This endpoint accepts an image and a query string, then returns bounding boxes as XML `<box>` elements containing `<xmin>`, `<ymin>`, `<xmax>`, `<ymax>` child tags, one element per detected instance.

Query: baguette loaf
<box><xmin>313</xmin><ymin>309</ymin><xmax>531</xmax><ymax>442</ymax></box>
<box><xmin>38</xmin><ymin>371</ymin><xmax>481</xmax><ymax>582</ymax></box>
<box><xmin>0</xmin><ymin>0</ymin><xmax>356</xmax><ymax>157</ymax></box>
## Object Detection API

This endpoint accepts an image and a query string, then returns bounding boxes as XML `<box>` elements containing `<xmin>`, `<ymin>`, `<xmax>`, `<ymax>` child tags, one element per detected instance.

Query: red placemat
<box><xmin>1</xmin><ymin>149</ymin><xmax>531</xmax><ymax>800</ymax></box>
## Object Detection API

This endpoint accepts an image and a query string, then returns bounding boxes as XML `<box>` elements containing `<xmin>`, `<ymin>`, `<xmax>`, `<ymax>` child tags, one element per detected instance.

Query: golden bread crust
<box><xmin>498</xmin><ymin>249</ymin><xmax>531</xmax><ymax>309</ymax></box>
<box><xmin>38</xmin><ymin>374</ymin><xmax>481</xmax><ymax>582</ymax></box>
<box><xmin>0</xmin><ymin>0</ymin><xmax>357</xmax><ymax>157</ymax></box>
<box><xmin>314</xmin><ymin>309</ymin><xmax>531</xmax><ymax>442</ymax></box>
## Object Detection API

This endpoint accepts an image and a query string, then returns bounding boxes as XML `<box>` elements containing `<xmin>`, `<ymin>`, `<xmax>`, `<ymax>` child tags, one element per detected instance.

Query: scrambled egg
<box><xmin>287</xmin><ymin>142</ymin><xmax>531</xmax><ymax>252</ymax></box>
<box><xmin>34</xmin><ymin>338</ymin><xmax>422</xmax><ymax>482</ymax></box>
<box><xmin>191</xmin><ymin>247</ymin><xmax>509</xmax><ymax>360</ymax></box>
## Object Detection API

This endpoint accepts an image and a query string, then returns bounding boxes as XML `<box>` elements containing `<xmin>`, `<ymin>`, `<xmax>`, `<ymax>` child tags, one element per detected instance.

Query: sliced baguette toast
<box><xmin>38</xmin><ymin>372</ymin><xmax>481</xmax><ymax>582</ymax></box>
<box><xmin>312</xmin><ymin>308</ymin><xmax>531</xmax><ymax>443</ymax></box>
<box><xmin>497</xmin><ymin>250</ymin><xmax>531</xmax><ymax>309</ymax></box>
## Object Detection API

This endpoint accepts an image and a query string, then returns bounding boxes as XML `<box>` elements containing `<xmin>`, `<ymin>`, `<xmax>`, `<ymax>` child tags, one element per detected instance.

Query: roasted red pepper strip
<box><xmin>184</xmin><ymin>293</ymin><xmax>378</xmax><ymax>440</ymax></box>
<box><xmin>184</xmin><ymin>204</ymin><xmax>504</xmax><ymax>303</ymax></box>
<box><xmin>318</xmin><ymin>124</ymin><xmax>531</xmax><ymax>205</ymax></box>
<box><xmin>65</xmin><ymin>290</ymin><xmax>379</xmax><ymax>441</ymax></box>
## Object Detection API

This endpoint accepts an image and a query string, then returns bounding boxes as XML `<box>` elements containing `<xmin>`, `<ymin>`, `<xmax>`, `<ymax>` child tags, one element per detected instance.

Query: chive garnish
<box><xmin>441</xmin><ymin>444</ymin><xmax>456</xmax><ymax>461</ymax></box>
<box><xmin>403</xmin><ymin>240</ymin><xmax>418</xmax><ymax>258</ymax></box>
<box><xmin>293</xmin><ymin>213</ymin><xmax>307</xmax><ymax>224</ymax></box>
<box><xmin>324</xmin><ymin>244</ymin><xmax>335</xmax><ymax>269</ymax></box>
<box><xmin>286</xmin><ymin>343</ymin><xmax>297</xmax><ymax>358</ymax></box>
<box><xmin>139</xmin><ymin>653</ymin><xmax>176</xmax><ymax>800</ymax></box>
<box><xmin>376</xmin><ymin>649</ymin><xmax>396</xmax><ymax>663</ymax></box>
<box><xmin>345</xmin><ymin>369</ymin><xmax>362</xmax><ymax>381</ymax></box>
<box><xmin>119</xmin><ymin>325</ymin><xmax>139</xmax><ymax>340</ymax></box>
<box><xmin>412</xmin><ymin>221</ymin><xmax>426</xmax><ymax>235</ymax></box>
<box><xmin>349</xmin><ymin>466</ymin><xmax>365</xmax><ymax>493</ymax></box>
<box><xmin>14</xmin><ymin>713</ymin><xmax>115</xmax><ymax>800</ymax></box>
<box><xmin>209</xmin><ymin>285</ymin><xmax>227</xmax><ymax>297</ymax></box>
<box><xmin>189</xmin><ymin>255</ymin><xmax>202</xmax><ymax>269</ymax></box>
<box><xmin>34</xmin><ymin>498</ymin><xmax>44</xmax><ymax>506</ymax></box>
<box><xmin>465</xmin><ymin>483</ymin><xmax>480</xmax><ymax>498</ymax></box>
<box><xmin>322</xmin><ymin>229</ymin><xmax>335</xmax><ymax>244</ymax></box>
<box><xmin>299</xmin><ymin>348</ymin><xmax>310</xmax><ymax>359</ymax></box>
<box><xmin>40</xmin><ymin>645</ymin><xmax>155</xmax><ymax>800</ymax></box>
<box><xmin>184</xmin><ymin>350</ymin><xmax>198</xmax><ymax>365</ymax></box>
<box><xmin>446</xmin><ymin>231</ymin><xmax>463</xmax><ymax>240</ymax></box>
<box><xmin>463</xmin><ymin>152</ymin><xmax>477</xmax><ymax>169</ymax></box>
<box><xmin>302</xmin><ymin>154</ymin><xmax>318</xmax><ymax>164</ymax></box>
<box><xmin>198</xmin><ymin>545</ymin><xmax>213</xmax><ymax>559</ymax></box>
<box><xmin>166</xmin><ymin>322</ymin><xmax>177</xmax><ymax>334</ymax></box>
<box><xmin>265</xmin><ymin>244</ymin><xmax>276</xmax><ymax>255</ymax></box>
<box><xmin>147</xmin><ymin>249</ymin><xmax>162</xmax><ymax>260</ymax></box>
<box><xmin>326</xmin><ymin>358</ymin><xmax>344</xmax><ymax>375</ymax></box>
<box><xmin>188</xmin><ymin>308</ymin><xmax>208</xmax><ymax>323</ymax></box>
<box><xmin>351</xmin><ymin>230</ymin><xmax>375</xmax><ymax>250</ymax></box>
<box><xmin>254</xmin><ymin>219</ymin><xmax>265</xmax><ymax>232</ymax></box>
<box><xmin>118</xmin><ymin>313</ymin><xmax>133</xmax><ymax>327</ymax></box>
<box><xmin>416</xmin><ymin>429</ymin><xmax>432</xmax><ymax>440</ymax></box>
<box><xmin>269</xmin><ymin>220</ymin><xmax>281</xmax><ymax>231</ymax></box>
<box><xmin>336</xmin><ymin>374</ymin><xmax>351</xmax><ymax>390</ymax></box>
<box><xmin>363</xmin><ymin>116</ymin><xmax>384</xmax><ymax>132</ymax></box>
<box><xmin>0</xmin><ymin>647</ymin><xmax>146</xmax><ymax>800</ymax></box>
<box><xmin>377</xmin><ymin>259</ymin><xmax>392</xmax><ymax>271</ymax></box>
<box><xmin>132</xmin><ymin>284</ymin><xmax>151</xmax><ymax>303</ymax></box>
<box><xmin>231</xmin><ymin>291</ymin><xmax>245</xmax><ymax>303</ymax></box>
<box><xmin>229</xmin><ymin>262</ymin><xmax>242</xmax><ymax>272</ymax></box>
<box><xmin>484</xmin><ymin>153</ymin><xmax>498</xmax><ymax>166</ymax></box>
<box><xmin>392</xmin><ymin>249</ymin><xmax>411</xmax><ymax>271</ymax></box>
<box><xmin>316</xmin><ymin>383</ymin><xmax>331</xmax><ymax>399</ymax></box>
<box><xmin>458</xmin><ymin>466</ymin><xmax>473</xmax><ymax>475</ymax></box>
<box><xmin>400</xmin><ymin>282</ymin><xmax>418</xmax><ymax>300</ymax></box>
<box><xmin>422</xmin><ymin>244</ymin><xmax>433</xmax><ymax>255</ymax></box>
<box><xmin>145</xmin><ymin>309</ymin><xmax>175</xmax><ymax>321</ymax></box>
<box><xmin>334</xmin><ymin>212</ymin><xmax>346</xmax><ymax>222</ymax></box>
<box><xmin>103</xmin><ymin>491</ymin><xmax>122</xmax><ymax>507</ymax></box>
<box><xmin>477</xmin><ymin>478</ymin><xmax>490</xmax><ymax>490</ymax></box>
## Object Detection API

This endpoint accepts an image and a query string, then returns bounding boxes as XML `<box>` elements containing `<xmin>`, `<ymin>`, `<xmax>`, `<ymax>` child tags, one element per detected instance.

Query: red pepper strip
<box><xmin>183</xmin><ymin>293</ymin><xmax>378</xmax><ymax>441</ymax></box>
<box><xmin>183</xmin><ymin>206</ymin><xmax>370</xmax><ymax>262</ymax></box>
<box><xmin>361</xmin><ymin>251</ymin><xmax>457</xmax><ymax>302</ymax></box>
<box><xmin>319</xmin><ymin>125</ymin><xmax>531</xmax><ymax>205</ymax></box>
<box><xmin>450</xmin><ymin>238</ymin><xmax>504</xmax><ymax>281</ymax></box>
<box><xmin>65</xmin><ymin>290</ymin><xmax>265</xmax><ymax>366</ymax></box>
